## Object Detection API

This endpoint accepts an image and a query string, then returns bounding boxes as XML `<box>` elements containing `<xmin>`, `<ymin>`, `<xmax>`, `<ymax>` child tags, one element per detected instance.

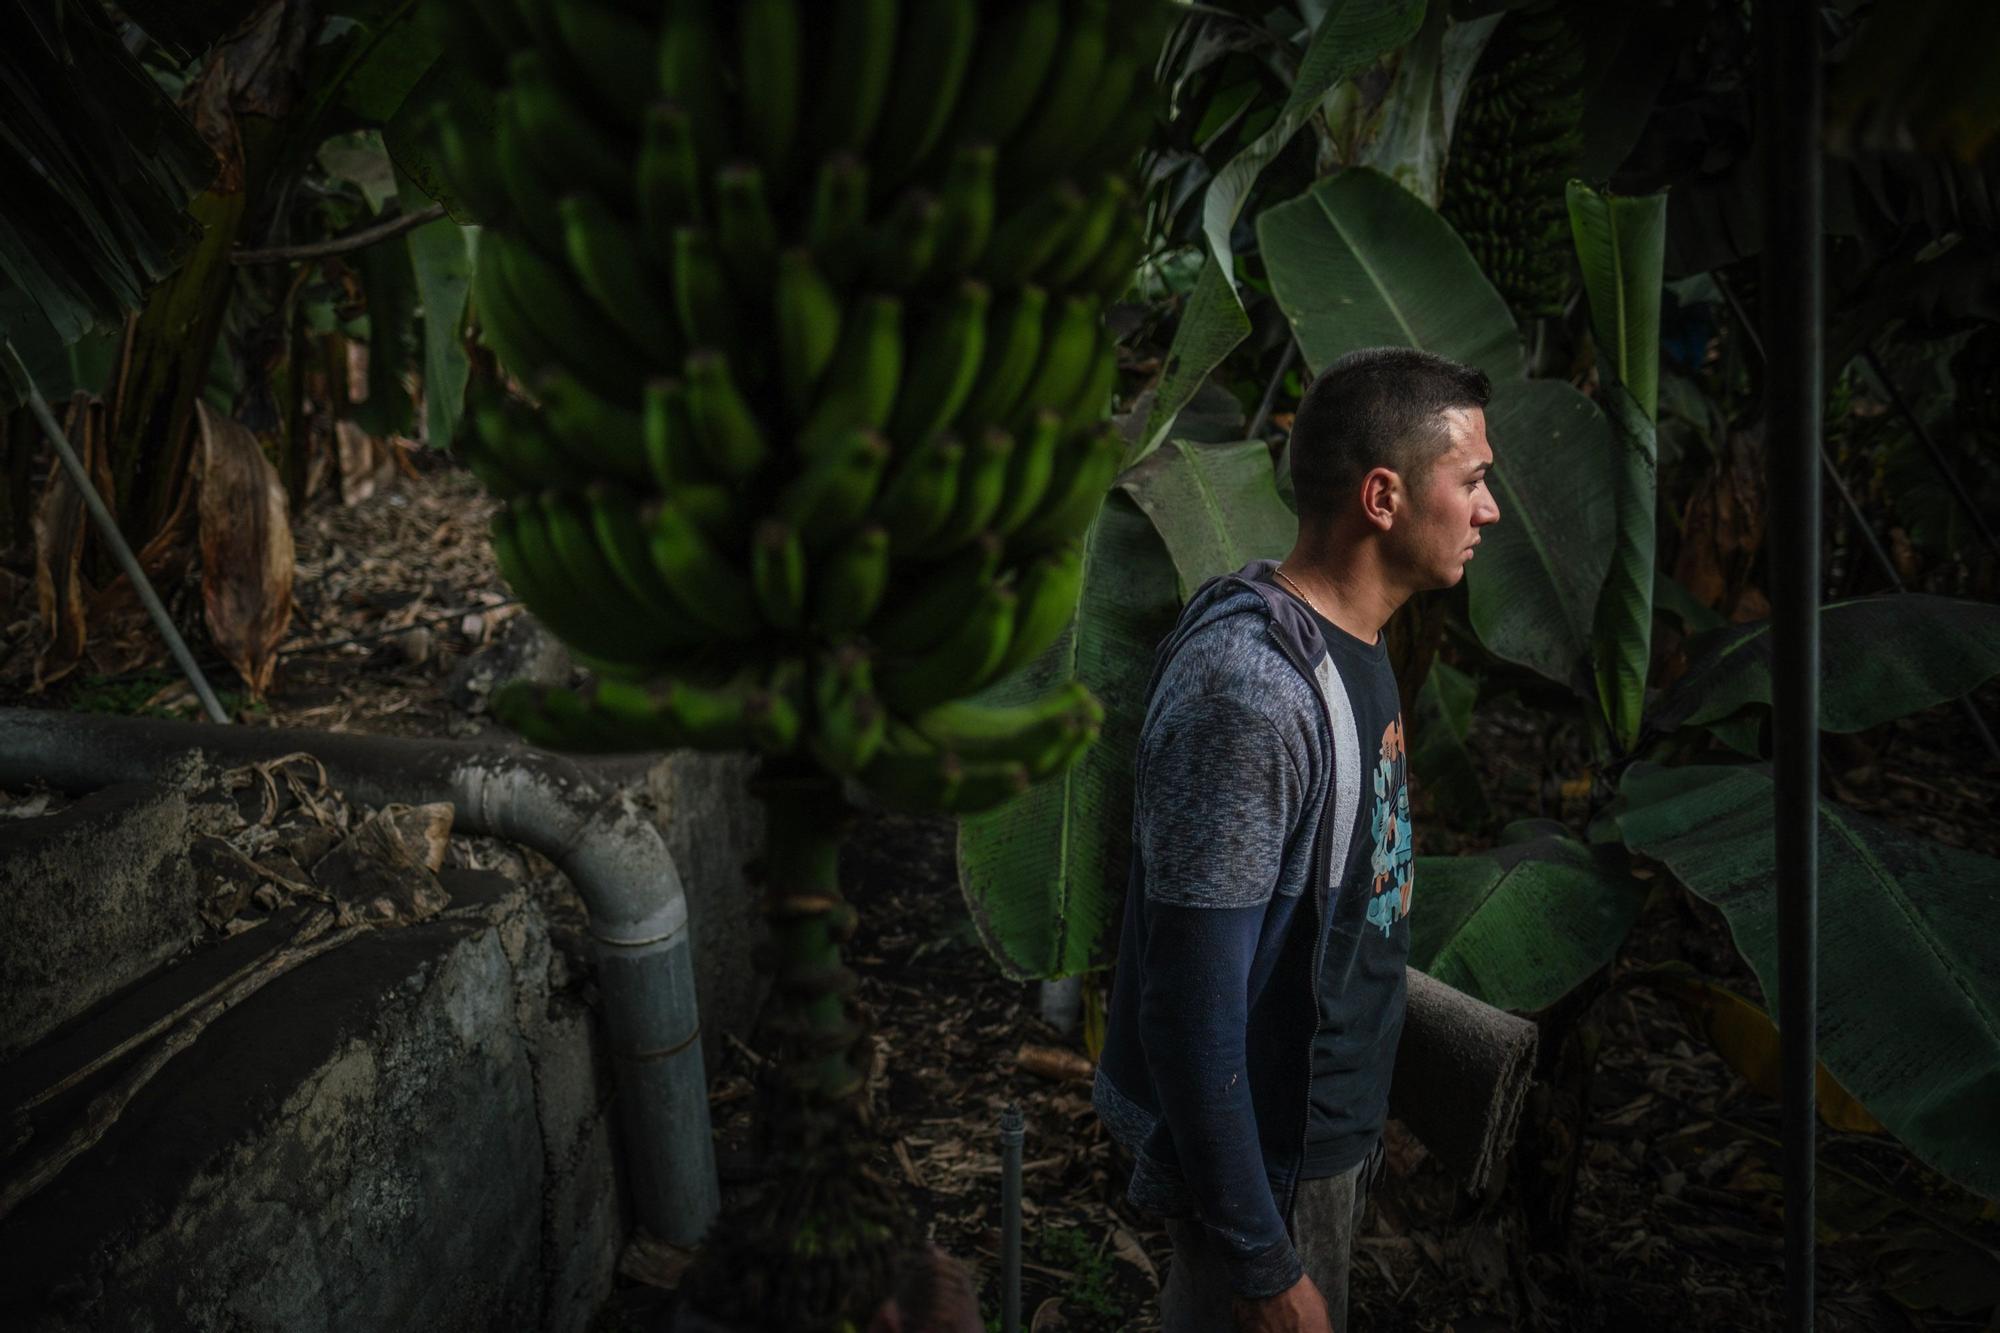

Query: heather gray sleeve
<box><xmin>1139</xmin><ymin>691</ymin><xmax>1305</xmax><ymax>909</ymax></box>
<box><xmin>1135</xmin><ymin>691</ymin><xmax>1307</xmax><ymax>1297</ymax></box>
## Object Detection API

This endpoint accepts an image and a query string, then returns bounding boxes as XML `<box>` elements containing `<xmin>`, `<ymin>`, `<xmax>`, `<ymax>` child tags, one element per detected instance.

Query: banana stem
<box><xmin>760</xmin><ymin>766</ymin><xmax>868</xmax><ymax>1104</ymax></box>
<box><xmin>684</xmin><ymin>759</ymin><xmax>913</xmax><ymax>1330</ymax></box>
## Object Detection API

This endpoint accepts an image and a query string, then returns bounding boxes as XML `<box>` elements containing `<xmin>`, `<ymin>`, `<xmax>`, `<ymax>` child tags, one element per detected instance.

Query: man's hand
<box><xmin>1232</xmin><ymin>1273</ymin><xmax>1333</xmax><ymax>1333</ymax></box>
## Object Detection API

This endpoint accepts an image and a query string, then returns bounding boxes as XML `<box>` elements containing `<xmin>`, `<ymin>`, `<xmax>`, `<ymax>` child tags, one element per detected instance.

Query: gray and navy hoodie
<box><xmin>1093</xmin><ymin>557</ymin><xmax>1413</xmax><ymax>1300</ymax></box>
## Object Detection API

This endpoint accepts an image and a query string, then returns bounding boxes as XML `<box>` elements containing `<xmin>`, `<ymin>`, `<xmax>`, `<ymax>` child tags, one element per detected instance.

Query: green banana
<box><xmin>1009</xmin><ymin>295</ymin><xmax>1102</xmax><ymax>431</ymax></box>
<box><xmin>864</xmin><ymin>188</ymin><xmax>944</xmax><ymax>292</ymax></box>
<box><xmin>979</xmin><ymin>181</ymin><xmax>1085</xmax><ymax>287</ymax></box>
<box><xmin>586</xmin><ymin>479</ymin><xmax>721</xmax><ymax>640</ymax></box>
<box><xmin>632</xmin><ymin>668</ymin><xmax>776</xmax><ymax>751</ymax></box>
<box><xmin>637</xmin><ymin>104</ymin><xmax>703</xmax><ymax>264</ymax></box>
<box><xmin>550</xmin><ymin>0</ymin><xmax>655</xmax><ymax>121</ymax></box>
<box><xmin>933</xmin><ymin>143</ymin><xmax>998</xmax><ymax>273</ymax></box>
<box><xmin>585</xmin><ymin>677</ymin><xmax>693</xmax><ymax>749</ymax></box>
<box><xmin>1004</xmin><ymin>0</ymin><xmax>1111</xmax><ymax>183</ymax></box>
<box><xmin>432</xmin><ymin>110</ymin><xmax>508</xmax><ymax>225</ymax></box>
<box><xmin>541</xmin><ymin>489</ymin><xmax>706</xmax><ymax>652</ymax></box>
<box><xmin>806</xmin><ymin>153</ymin><xmax>870</xmax><ymax>285</ymax></box>
<box><xmin>1011</xmin><ymin>425</ymin><xmax>1124</xmax><ymax>554</ymax></box>
<box><xmin>939</xmin><ymin>758</ymin><xmax>1033</xmax><ymax>813</ymax></box>
<box><xmin>758</xmin><ymin>657</ymin><xmax>807</xmax><ymax>753</ymax></box>
<box><xmin>559</xmin><ymin>192</ymin><xmax>682</xmax><ymax>364</ymax></box>
<box><xmin>803</xmin><ymin>0</ymin><xmax>900</xmax><ymax>159</ymax></box>
<box><xmin>808</xmin><ymin>642</ymin><xmax>888</xmax><ymax>775</ymax></box>
<box><xmin>773</xmin><ymin>248</ymin><xmax>843</xmax><ymax>418</ymax></box>
<box><xmin>813</xmin><ymin>523</ymin><xmax>891</xmax><ymax>634</ymax></box>
<box><xmin>751</xmin><ymin>518</ymin><xmax>808</xmax><ymax>632</ymax></box>
<box><xmin>714</xmin><ymin>162</ymin><xmax>779</xmax><ymax>294</ymax></box>
<box><xmin>657</xmin><ymin>0</ymin><xmax>727</xmax><ymax>163</ymax></box>
<box><xmin>489</xmin><ymin>96</ymin><xmax>566</xmax><ymax>263</ymax></box>
<box><xmin>1079</xmin><ymin>211</ymin><xmax>1144</xmax><ymax>301</ymax></box>
<box><xmin>775</xmin><ymin>427</ymin><xmax>892</xmax><ymax>550</ymax></box>
<box><xmin>1061</xmin><ymin>327</ymin><xmax>1120</xmax><ymax>434</ymax></box>
<box><xmin>684</xmin><ymin>350</ymin><xmax>770</xmax><ymax>486</ymax></box>
<box><xmin>736</xmin><ymin>0</ymin><xmax>801</xmax><ymax>175</ymax></box>
<box><xmin>870</xmin><ymin>433</ymin><xmax>963</xmax><ymax>554</ymax></box>
<box><xmin>534</xmin><ymin>368</ymin><xmax>651</xmax><ymax>485</ymax></box>
<box><xmin>670</xmin><ymin>227</ymin><xmax>739</xmax><ymax>354</ymax></box>
<box><xmin>858</xmin><ymin>738</ymin><xmax>964</xmax><ymax>814</ymax></box>
<box><xmin>801</xmin><ymin>294</ymin><xmax>902</xmax><ymax>445</ymax></box>
<box><xmin>642</xmin><ymin>377</ymin><xmax>713</xmax><ymax>490</ymax></box>
<box><xmin>450</xmin><ymin>412</ymin><xmax>529</xmax><ymax>498</ymax></box>
<box><xmin>876</xmin><ymin>580</ymin><xmax>1020</xmax><ymax>712</ymax></box>
<box><xmin>671</xmin><ymin>482</ymin><xmax>745</xmax><ymax>547</ymax></box>
<box><xmin>888</xmin><ymin>279</ymin><xmax>989</xmax><ymax>445</ymax></box>
<box><xmin>985</xmin><ymin>536</ymin><xmax>1086</xmax><ymax>682</ymax></box>
<box><xmin>954</xmin><ymin>285</ymin><xmax>1048</xmax><ymax>433</ymax></box>
<box><xmin>909</xmin><ymin>679</ymin><xmax>1104</xmax><ymax>768</ymax></box>
<box><xmin>1040</xmin><ymin>175</ymin><xmax>1129</xmax><ymax>289</ymax></box>
<box><xmin>501</xmin><ymin>499</ymin><xmax>665</xmax><ymax>668</ymax></box>
<box><xmin>646</xmin><ymin>494</ymin><xmax>759</xmax><ymax>639</ymax></box>
<box><xmin>472</xmin><ymin>380</ymin><xmax>577</xmax><ymax>488</ymax></box>
<box><xmin>871</xmin><ymin>531</ymin><xmax>1004</xmax><ymax>655</ymax></box>
<box><xmin>945</xmin><ymin>0</ymin><xmax>1063</xmax><ymax>149</ymax></box>
<box><xmin>988</xmin><ymin>410</ymin><xmax>1062</xmax><ymax>537</ymax></box>
<box><xmin>915</xmin><ymin>426</ymin><xmax>1013</xmax><ymax>559</ymax></box>
<box><xmin>870</xmin><ymin>0</ymin><xmax>978</xmax><ymax>186</ymax></box>
<box><xmin>507</xmin><ymin>51</ymin><xmax>629</xmax><ymax>202</ymax></box>
<box><xmin>488</xmin><ymin>230</ymin><xmax>652</xmax><ymax>398</ymax></box>
<box><xmin>470</xmin><ymin>243</ymin><xmax>555</xmax><ymax>393</ymax></box>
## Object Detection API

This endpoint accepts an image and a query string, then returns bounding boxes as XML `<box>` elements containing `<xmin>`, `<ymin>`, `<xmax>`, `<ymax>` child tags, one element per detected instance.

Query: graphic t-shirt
<box><xmin>1295</xmin><ymin>603</ymin><xmax>1413</xmax><ymax>1177</ymax></box>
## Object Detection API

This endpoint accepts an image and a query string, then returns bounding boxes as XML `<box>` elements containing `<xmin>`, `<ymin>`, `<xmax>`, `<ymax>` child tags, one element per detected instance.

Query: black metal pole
<box><xmin>1758</xmin><ymin>4</ymin><xmax>1821</xmax><ymax>1330</ymax></box>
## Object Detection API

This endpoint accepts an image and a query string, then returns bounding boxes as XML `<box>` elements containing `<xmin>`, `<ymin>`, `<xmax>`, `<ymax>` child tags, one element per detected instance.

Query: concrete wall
<box><xmin>1</xmin><ymin>871</ymin><xmax>621</xmax><ymax>1332</ymax></box>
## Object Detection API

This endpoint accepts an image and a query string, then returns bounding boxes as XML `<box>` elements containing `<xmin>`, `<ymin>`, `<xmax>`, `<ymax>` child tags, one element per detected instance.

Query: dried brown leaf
<box><xmin>196</xmin><ymin>401</ymin><xmax>294</xmax><ymax>699</ymax></box>
<box><xmin>1016</xmin><ymin>1043</ymin><xmax>1094</xmax><ymax>1085</ymax></box>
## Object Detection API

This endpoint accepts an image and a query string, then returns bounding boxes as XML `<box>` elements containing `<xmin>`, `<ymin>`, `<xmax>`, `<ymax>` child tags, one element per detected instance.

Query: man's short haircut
<box><xmin>1287</xmin><ymin>347</ymin><xmax>1491</xmax><ymax>530</ymax></box>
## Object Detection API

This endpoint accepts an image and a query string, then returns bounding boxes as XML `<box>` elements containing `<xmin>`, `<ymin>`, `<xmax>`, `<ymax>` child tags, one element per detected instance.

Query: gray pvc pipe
<box><xmin>0</xmin><ymin>706</ymin><xmax>719</xmax><ymax>1246</ymax></box>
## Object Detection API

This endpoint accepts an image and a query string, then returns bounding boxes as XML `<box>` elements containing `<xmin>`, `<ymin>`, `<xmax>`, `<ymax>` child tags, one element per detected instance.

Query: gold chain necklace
<box><xmin>1272</xmin><ymin>564</ymin><xmax>1328</xmax><ymax>621</ymax></box>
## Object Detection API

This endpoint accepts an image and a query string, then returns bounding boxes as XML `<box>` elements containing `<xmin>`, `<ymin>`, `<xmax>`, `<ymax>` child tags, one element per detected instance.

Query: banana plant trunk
<box><xmin>683</xmin><ymin>760</ymin><xmax>913</xmax><ymax>1330</ymax></box>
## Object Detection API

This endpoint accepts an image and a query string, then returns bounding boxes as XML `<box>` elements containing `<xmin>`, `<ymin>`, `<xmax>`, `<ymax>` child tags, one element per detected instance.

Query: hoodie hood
<box><xmin>1142</xmin><ymin>558</ymin><xmax>1330</xmax><ymax>706</ymax></box>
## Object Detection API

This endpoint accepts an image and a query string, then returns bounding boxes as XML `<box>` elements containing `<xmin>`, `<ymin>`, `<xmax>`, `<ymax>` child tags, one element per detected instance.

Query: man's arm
<box><xmin>1135</xmin><ymin>691</ymin><xmax>1308</xmax><ymax>1300</ymax></box>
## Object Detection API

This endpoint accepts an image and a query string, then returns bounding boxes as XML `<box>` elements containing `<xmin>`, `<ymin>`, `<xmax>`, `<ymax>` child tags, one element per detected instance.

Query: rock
<box><xmin>444</xmin><ymin>613</ymin><xmax>573</xmax><ymax>714</ymax></box>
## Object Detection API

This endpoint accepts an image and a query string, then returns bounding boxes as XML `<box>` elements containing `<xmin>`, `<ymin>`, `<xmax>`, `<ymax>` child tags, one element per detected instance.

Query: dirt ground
<box><xmin>16</xmin><ymin>450</ymin><xmax>2000</xmax><ymax>1331</ymax></box>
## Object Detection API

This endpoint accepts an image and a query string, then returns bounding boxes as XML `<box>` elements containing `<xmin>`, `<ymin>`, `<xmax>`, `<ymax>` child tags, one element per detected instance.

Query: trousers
<box><xmin>1158</xmin><ymin>1136</ymin><xmax>1385</xmax><ymax>1333</ymax></box>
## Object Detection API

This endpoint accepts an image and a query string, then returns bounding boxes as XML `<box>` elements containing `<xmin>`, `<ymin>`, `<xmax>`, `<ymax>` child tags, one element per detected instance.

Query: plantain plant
<box><xmin>409</xmin><ymin>0</ymin><xmax>1168</xmax><ymax>1326</ymax></box>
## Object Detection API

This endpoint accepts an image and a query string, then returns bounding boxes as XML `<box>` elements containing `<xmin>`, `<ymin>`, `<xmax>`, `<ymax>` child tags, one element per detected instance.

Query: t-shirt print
<box><xmin>1365</xmin><ymin>715</ymin><xmax>1413</xmax><ymax>936</ymax></box>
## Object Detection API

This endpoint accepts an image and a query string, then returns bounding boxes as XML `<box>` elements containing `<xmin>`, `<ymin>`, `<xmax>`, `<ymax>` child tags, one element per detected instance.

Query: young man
<box><xmin>1093</xmin><ymin>347</ymin><xmax>1500</xmax><ymax>1332</ymax></box>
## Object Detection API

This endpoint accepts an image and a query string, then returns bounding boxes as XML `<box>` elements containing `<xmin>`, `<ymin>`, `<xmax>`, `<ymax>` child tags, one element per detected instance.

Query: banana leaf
<box><xmin>1563</xmin><ymin>184</ymin><xmax>1666</xmax><ymax>751</ymax></box>
<box><xmin>1407</xmin><ymin>827</ymin><xmax>1645</xmax><ymax>1012</ymax></box>
<box><xmin>1649</xmin><ymin>595</ymin><xmax>2000</xmax><ymax>737</ymax></box>
<box><xmin>1353</xmin><ymin>3</ymin><xmax>1502</xmax><ymax>206</ymax></box>
<box><xmin>1260</xmin><ymin>167</ymin><xmax>1618</xmax><ymax>693</ymax></box>
<box><xmin>1565</xmin><ymin>183</ymin><xmax>1665</xmax><ymax>419</ymax></box>
<box><xmin>1257</xmin><ymin>165</ymin><xmax>1520</xmax><ymax>381</ymax></box>
<box><xmin>1132</xmin><ymin>256</ymin><xmax>1252</xmax><ymax>470</ymax></box>
<box><xmin>1409</xmin><ymin>656</ymin><xmax>1491</xmax><ymax>829</ymax></box>
<box><xmin>1616</xmin><ymin>762</ymin><xmax>2000</xmax><ymax>1200</ymax></box>
<box><xmin>396</xmin><ymin>173</ymin><xmax>471</xmax><ymax>449</ymax></box>
<box><xmin>1117</xmin><ymin>438</ymin><xmax>1298</xmax><ymax>600</ymax></box>
<box><xmin>956</xmin><ymin>492</ymin><xmax>1183</xmax><ymax>979</ymax></box>
<box><xmin>1135</xmin><ymin>0</ymin><xmax>1430</xmax><ymax>463</ymax></box>
<box><xmin>0</xmin><ymin>1</ymin><xmax>214</xmax><ymax>381</ymax></box>
<box><xmin>1467</xmin><ymin>379</ymin><xmax>1618</xmax><ymax>693</ymax></box>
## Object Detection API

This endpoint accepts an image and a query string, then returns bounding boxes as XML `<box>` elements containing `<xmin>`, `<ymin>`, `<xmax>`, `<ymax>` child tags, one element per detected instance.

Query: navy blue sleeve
<box><xmin>1134</xmin><ymin>692</ymin><xmax>1306</xmax><ymax>1299</ymax></box>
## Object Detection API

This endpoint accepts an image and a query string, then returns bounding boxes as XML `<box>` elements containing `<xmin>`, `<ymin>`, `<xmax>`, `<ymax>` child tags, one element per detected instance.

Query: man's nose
<box><xmin>1476</xmin><ymin>494</ymin><xmax>1500</xmax><ymax>526</ymax></box>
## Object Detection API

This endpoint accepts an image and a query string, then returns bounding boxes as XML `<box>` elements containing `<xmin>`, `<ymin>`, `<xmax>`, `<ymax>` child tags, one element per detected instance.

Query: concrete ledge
<box><xmin>0</xmin><ymin>770</ymin><xmax>198</xmax><ymax>1061</ymax></box>
<box><xmin>0</xmin><ymin>870</ymin><xmax>622</xmax><ymax>1333</ymax></box>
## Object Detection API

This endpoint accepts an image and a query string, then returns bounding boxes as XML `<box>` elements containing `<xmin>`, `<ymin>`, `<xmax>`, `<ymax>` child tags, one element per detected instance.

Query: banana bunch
<box><xmin>422</xmin><ymin>0</ymin><xmax>1166</xmax><ymax>815</ymax></box>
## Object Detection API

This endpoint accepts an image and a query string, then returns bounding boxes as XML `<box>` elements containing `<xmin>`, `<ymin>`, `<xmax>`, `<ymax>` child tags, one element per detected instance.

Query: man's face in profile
<box><xmin>1394</xmin><ymin>406</ymin><xmax>1500</xmax><ymax>591</ymax></box>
